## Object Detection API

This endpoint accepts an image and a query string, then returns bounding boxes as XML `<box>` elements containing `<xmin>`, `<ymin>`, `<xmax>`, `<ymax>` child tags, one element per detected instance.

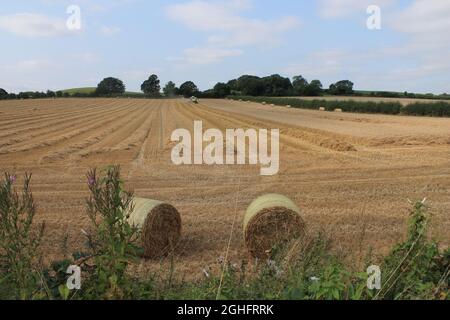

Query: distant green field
<box><xmin>61</xmin><ymin>87</ymin><xmax>96</xmax><ymax>94</ymax></box>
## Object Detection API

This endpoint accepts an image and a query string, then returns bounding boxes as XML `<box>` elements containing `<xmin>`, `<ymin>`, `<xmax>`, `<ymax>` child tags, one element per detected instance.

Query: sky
<box><xmin>0</xmin><ymin>0</ymin><xmax>449</xmax><ymax>94</ymax></box>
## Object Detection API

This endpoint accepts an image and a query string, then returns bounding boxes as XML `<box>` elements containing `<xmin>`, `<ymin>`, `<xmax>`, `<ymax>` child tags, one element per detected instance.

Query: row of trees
<box><xmin>207</xmin><ymin>75</ymin><xmax>354</xmax><ymax>98</ymax></box>
<box><xmin>0</xmin><ymin>88</ymin><xmax>72</xmax><ymax>100</ymax></box>
<box><xmin>95</xmin><ymin>76</ymin><xmax>200</xmax><ymax>98</ymax></box>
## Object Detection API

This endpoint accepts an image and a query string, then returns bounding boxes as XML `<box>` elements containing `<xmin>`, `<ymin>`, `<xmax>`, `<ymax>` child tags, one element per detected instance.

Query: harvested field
<box><xmin>1</xmin><ymin>98</ymin><xmax>449</xmax><ymax>279</ymax></box>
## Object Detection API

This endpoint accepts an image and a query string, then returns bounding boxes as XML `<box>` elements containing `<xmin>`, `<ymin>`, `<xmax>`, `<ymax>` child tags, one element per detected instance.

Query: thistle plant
<box><xmin>0</xmin><ymin>173</ymin><xmax>45</xmax><ymax>300</ymax></box>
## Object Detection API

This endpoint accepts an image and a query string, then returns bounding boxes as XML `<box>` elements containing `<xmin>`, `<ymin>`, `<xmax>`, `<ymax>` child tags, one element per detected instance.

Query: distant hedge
<box><xmin>228</xmin><ymin>96</ymin><xmax>450</xmax><ymax>117</ymax></box>
<box><xmin>402</xmin><ymin>102</ymin><xmax>450</xmax><ymax>117</ymax></box>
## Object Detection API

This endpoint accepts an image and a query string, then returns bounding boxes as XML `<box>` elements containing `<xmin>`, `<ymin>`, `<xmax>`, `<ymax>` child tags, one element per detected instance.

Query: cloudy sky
<box><xmin>0</xmin><ymin>0</ymin><xmax>449</xmax><ymax>94</ymax></box>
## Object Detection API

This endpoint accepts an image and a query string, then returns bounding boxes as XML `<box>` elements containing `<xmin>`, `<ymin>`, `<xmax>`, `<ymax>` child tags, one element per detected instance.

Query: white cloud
<box><xmin>169</xmin><ymin>47</ymin><xmax>243</xmax><ymax>65</ymax></box>
<box><xmin>389</xmin><ymin>0</ymin><xmax>450</xmax><ymax>39</ymax></box>
<box><xmin>319</xmin><ymin>0</ymin><xmax>395</xmax><ymax>18</ymax></box>
<box><xmin>166</xmin><ymin>0</ymin><xmax>299</xmax><ymax>64</ymax></box>
<box><xmin>0</xmin><ymin>13</ymin><xmax>70</xmax><ymax>37</ymax></box>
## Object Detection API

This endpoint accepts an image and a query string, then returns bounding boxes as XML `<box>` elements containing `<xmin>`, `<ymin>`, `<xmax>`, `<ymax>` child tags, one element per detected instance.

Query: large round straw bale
<box><xmin>243</xmin><ymin>194</ymin><xmax>305</xmax><ymax>259</ymax></box>
<box><xmin>128</xmin><ymin>198</ymin><xmax>181</xmax><ymax>258</ymax></box>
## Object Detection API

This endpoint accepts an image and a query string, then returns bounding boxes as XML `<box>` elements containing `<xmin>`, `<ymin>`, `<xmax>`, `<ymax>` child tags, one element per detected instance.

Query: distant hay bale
<box><xmin>128</xmin><ymin>198</ymin><xmax>181</xmax><ymax>259</ymax></box>
<box><xmin>270</xmin><ymin>104</ymin><xmax>275</xmax><ymax>107</ymax></box>
<box><xmin>335</xmin><ymin>108</ymin><xmax>343</xmax><ymax>112</ymax></box>
<box><xmin>286</xmin><ymin>105</ymin><xmax>292</xmax><ymax>108</ymax></box>
<box><xmin>319</xmin><ymin>107</ymin><xmax>326</xmax><ymax>111</ymax></box>
<box><xmin>262</xmin><ymin>101</ymin><xmax>266</xmax><ymax>105</ymax></box>
<box><xmin>243</xmin><ymin>194</ymin><xmax>305</xmax><ymax>259</ymax></box>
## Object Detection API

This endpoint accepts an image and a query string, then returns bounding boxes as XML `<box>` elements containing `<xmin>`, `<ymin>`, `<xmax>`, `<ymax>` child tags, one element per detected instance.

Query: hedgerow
<box><xmin>229</xmin><ymin>96</ymin><xmax>450</xmax><ymax>117</ymax></box>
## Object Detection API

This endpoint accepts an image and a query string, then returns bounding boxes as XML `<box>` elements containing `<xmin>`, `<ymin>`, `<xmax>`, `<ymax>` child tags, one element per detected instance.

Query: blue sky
<box><xmin>0</xmin><ymin>0</ymin><xmax>449</xmax><ymax>94</ymax></box>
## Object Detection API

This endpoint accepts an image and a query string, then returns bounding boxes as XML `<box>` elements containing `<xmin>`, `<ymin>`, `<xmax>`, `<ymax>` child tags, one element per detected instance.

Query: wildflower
<box><xmin>9</xmin><ymin>175</ymin><xmax>17</xmax><ymax>183</ymax></box>
<box><xmin>310</xmin><ymin>276</ymin><xmax>320</xmax><ymax>282</ymax></box>
<box><xmin>88</xmin><ymin>177</ymin><xmax>95</xmax><ymax>187</ymax></box>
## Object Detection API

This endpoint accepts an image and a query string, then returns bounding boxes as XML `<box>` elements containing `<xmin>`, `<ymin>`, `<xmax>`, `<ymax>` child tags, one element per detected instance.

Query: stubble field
<box><xmin>0</xmin><ymin>98</ymin><xmax>449</xmax><ymax>279</ymax></box>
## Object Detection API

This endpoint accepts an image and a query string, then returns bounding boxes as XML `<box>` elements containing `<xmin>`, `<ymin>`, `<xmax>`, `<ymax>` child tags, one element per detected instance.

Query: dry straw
<box><xmin>243</xmin><ymin>194</ymin><xmax>305</xmax><ymax>259</ymax></box>
<box><xmin>335</xmin><ymin>108</ymin><xmax>343</xmax><ymax>112</ymax></box>
<box><xmin>128</xmin><ymin>197</ymin><xmax>181</xmax><ymax>258</ymax></box>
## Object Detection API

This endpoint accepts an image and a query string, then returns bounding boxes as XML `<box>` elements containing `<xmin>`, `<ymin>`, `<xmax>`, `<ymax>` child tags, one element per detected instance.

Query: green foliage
<box><xmin>0</xmin><ymin>88</ymin><xmax>8</xmax><ymax>100</ymax></box>
<box><xmin>376</xmin><ymin>201</ymin><xmax>449</xmax><ymax>300</ymax></box>
<box><xmin>213</xmin><ymin>82</ymin><xmax>231</xmax><ymax>98</ymax></box>
<box><xmin>82</xmin><ymin>166</ymin><xmax>140</xmax><ymax>299</ymax></box>
<box><xmin>230</xmin><ymin>96</ymin><xmax>402</xmax><ymax>115</ymax></box>
<box><xmin>402</xmin><ymin>102</ymin><xmax>450</xmax><ymax>117</ymax></box>
<box><xmin>163</xmin><ymin>81</ymin><xmax>178</xmax><ymax>97</ymax></box>
<box><xmin>329</xmin><ymin>80</ymin><xmax>354</xmax><ymax>95</ymax></box>
<box><xmin>0</xmin><ymin>173</ymin><xmax>45</xmax><ymax>300</ymax></box>
<box><xmin>95</xmin><ymin>77</ymin><xmax>126</xmax><ymax>96</ymax></box>
<box><xmin>179</xmin><ymin>81</ymin><xmax>199</xmax><ymax>98</ymax></box>
<box><xmin>141</xmin><ymin>74</ymin><xmax>161</xmax><ymax>97</ymax></box>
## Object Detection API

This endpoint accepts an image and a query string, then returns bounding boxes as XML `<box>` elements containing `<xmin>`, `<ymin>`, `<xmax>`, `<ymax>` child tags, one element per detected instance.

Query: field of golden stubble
<box><xmin>0</xmin><ymin>97</ymin><xmax>449</xmax><ymax>279</ymax></box>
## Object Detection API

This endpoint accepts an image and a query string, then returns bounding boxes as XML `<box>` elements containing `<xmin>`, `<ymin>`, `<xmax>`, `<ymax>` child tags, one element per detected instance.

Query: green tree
<box><xmin>305</xmin><ymin>80</ymin><xmax>323</xmax><ymax>96</ymax></box>
<box><xmin>46</xmin><ymin>90</ymin><xmax>56</xmax><ymax>98</ymax></box>
<box><xmin>237</xmin><ymin>75</ymin><xmax>265</xmax><ymax>96</ymax></box>
<box><xmin>141</xmin><ymin>74</ymin><xmax>161</xmax><ymax>97</ymax></box>
<box><xmin>0</xmin><ymin>88</ymin><xmax>8</xmax><ymax>100</ymax></box>
<box><xmin>56</xmin><ymin>91</ymin><xmax>63</xmax><ymax>98</ymax></box>
<box><xmin>213</xmin><ymin>82</ymin><xmax>231</xmax><ymax>98</ymax></box>
<box><xmin>179</xmin><ymin>81</ymin><xmax>199</xmax><ymax>98</ymax></box>
<box><xmin>329</xmin><ymin>80</ymin><xmax>354</xmax><ymax>95</ymax></box>
<box><xmin>96</xmin><ymin>77</ymin><xmax>126</xmax><ymax>96</ymax></box>
<box><xmin>262</xmin><ymin>74</ymin><xmax>292</xmax><ymax>96</ymax></box>
<box><xmin>292</xmin><ymin>75</ymin><xmax>309</xmax><ymax>96</ymax></box>
<box><xmin>163</xmin><ymin>81</ymin><xmax>177</xmax><ymax>97</ymax></box>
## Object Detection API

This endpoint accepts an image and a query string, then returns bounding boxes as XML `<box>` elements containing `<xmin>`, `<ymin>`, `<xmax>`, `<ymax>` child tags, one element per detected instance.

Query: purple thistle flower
<box><xmin>9</xmin><ymin>175</ymin><xmax>17</xmax><ymax>183</ymax></box>
<box><xmin>88</xmin><ymin>177</ymin><xmax>95</xmax><ymax>187</ymax></box>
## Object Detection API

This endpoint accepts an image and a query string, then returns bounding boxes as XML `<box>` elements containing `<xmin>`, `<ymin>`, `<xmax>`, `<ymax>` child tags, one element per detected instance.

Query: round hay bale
<box><xmin>286</xmin><ymin>105</ymin><xmax>292</xmax><ymax>108</ymax></box>
<box><xmin>334</xmin><ymin>108</ymin><xmax>343</xmax><ymax>112</ymax></box>
<box><xmin>243</xmin><ymin>194</ymin><xmax>305</xmax><ymax>259</ymax></box>
<box><xmin>319</xmin><ymin>107</ymin><xmax>326</xmax><ymax>111</ymax></box>
<box><xmin>128</xmin><ymin>198</ymin><xmax>181</xmax><ymax>259</ymax></box>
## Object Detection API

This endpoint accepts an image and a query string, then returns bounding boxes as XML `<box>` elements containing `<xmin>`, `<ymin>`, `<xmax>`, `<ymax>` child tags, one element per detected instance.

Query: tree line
<box><xmin>1</xmin><ymin>74</ymin><xmax>448</xmax><ymax>100</ymax></box>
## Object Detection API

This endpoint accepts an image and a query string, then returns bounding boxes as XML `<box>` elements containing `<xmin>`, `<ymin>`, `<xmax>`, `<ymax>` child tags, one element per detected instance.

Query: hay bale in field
<box><xmin>262</xmin><ymin>101</ymin><xmax>266</xmax><ymax>105</ymax></box>
<box><xmin>128</xmin><ymin>198</ymin><xmax>182</xmax><ymax>259</ymax></box>
<box><xmin>243</xmin><ymin>194</ymin><xmax>305</xmax><ymax>259</ymax></box>
<box><xmin>286</xmin><ymin>105</ymin><xmax>292</xmax><ymax>108</ymax></box>
<box><xmin>319</xmin><ymin>107</ymin><xmax>326</xmax><ymax>111</ymax></box>
<box><xmin>335</xmin><ymin>108</ymin><xmax>343</xmax><ymax>112</ymax></box>
<box><xmin>270</xmin><ymin>104</ymin><xmax>275</xmax><ymax>107</ymax></box>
